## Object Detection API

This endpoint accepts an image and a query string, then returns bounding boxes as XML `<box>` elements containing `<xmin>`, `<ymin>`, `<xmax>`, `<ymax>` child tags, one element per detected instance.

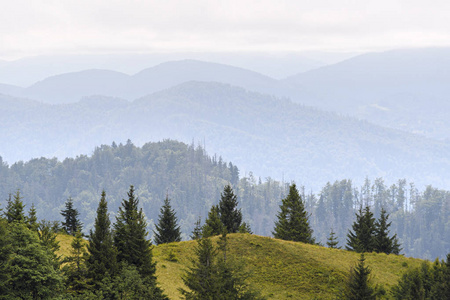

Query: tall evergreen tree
<box><xmin>113</xmin><ymin>185</ymin><xmax>166</xmax><ymax>299</ymax></box>
<box><xmin>273</xmin><ymin>183</ymin><xmax>315</xmax><ymax>244</ymax></box>
<box><xmin>218</xmin><ymin>185</ymin><xmax>242</xmax><ymax>233</ymax></box>
<box><xmin>38</xmin><ymin>220</ymin><xmax>61</xmax><ymax>268</ymax></box>
<box><xmin>344</xmin><ymin>253</ymin><xmax>376</xmax><ymax>300</ymax></box>
<box><xmin>63</xmin><ymin>230</ymin><xmax>90</xmax><ymax>295</ymax></box>
<box><xmin>27</xmin><ymin>203</ymin><xmax>38</xmax><ymax>231</ymax></box>
<box><xmin>61</xmin><ymin>197</ymin><xmax>83</xmax><ymax>236</ymax></box>
<box><xmin>180</xmin><ymin>237</ymin><xmax>219</xmax><ymax>299</ymax></box>
<box><xmin>374</xmin><ymin>208</ymin><xmax>401</xmax><ymax>254</ymax></box>
<box><xmin>0</xmin><ymin>222</ymin><xmax>64</xmax><ymax>299</ymax></box>
<box><xmin>154</xmin><ymin>195</ymin><xmax>181</xmax><ymax>245</ymax></box>
<box><xmin>346</xmin><ymin>206</ymin><xmax>376</xmax><ymax>253</ymax></box>
<box><xmin>5</xmin><ymin>190</ymin><xmax>26</xmax><ymax>223</ymax></box>
<box><xmin>86</xmin><ymin>190</ymin><xmax>118</xmax><ymax>287</ymax></box>
<box><xmin>202</xmin><ymin>205</ymin><xmax>224</xmax><ymax>238</ymax></box>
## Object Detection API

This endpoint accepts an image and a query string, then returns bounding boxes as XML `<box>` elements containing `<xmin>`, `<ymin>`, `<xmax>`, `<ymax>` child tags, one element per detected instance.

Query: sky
<box><xmin>1</xmin><ymin>0</ymin><xmax>450</xmax><ymax>60</ymax></box>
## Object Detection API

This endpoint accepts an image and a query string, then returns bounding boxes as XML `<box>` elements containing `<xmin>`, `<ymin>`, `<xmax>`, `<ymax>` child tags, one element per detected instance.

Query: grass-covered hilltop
<box><xmin>55</xmin><ymin>233</ymin><xmax>430</xmax><ymax>299</ymax></box>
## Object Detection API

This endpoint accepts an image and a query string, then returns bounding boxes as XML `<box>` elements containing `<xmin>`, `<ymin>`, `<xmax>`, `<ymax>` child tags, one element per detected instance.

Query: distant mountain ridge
<box><xmin>1</xmin><ymin>81</ymin><xmax>450</xmax><ymax>190</ymax></box>
<box><xmin>2</xmin><ymin>48</ymin><xmax>450</xmax><ymax>140</ymax></box>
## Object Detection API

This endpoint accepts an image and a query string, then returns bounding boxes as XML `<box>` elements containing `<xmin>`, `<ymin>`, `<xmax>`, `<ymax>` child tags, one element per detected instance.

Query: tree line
<box><xmin>0</xmin><ymin>140</ymin><xmax>448</xmax><ymax>260</ymax></box>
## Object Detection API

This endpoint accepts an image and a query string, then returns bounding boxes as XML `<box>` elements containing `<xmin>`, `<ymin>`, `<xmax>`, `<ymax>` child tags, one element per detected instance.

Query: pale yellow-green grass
<box><xmin>58</xmin><ymin>233</ymin><xmax>425</xmax><ymax>300</ymax></box>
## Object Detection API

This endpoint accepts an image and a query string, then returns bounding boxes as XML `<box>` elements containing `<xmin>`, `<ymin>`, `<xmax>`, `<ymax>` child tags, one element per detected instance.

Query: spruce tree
<box><xmin>63</xmin><ymin>230</ymin><xmax>90</xmax><ymax>294</ymax></box>
<box><xmin>0</xmin><ymin>222</ymin><xmax>64</xmax><ymax>299</ymax></box>
<box><xmin>218</xmin><ymin>185</ymin><xmax>242</xmax><ymax>233</ymax></box>
<box><xmin>346</xmin><ymin>206</ymin><xmax>376</xmax><ymax>253</ymax></box>
<box><xmin>38</xmin><ymin>220</ymin><xmax>61</xmax><ymax>268</ymax></box>
<box><xmin>191</xmin><ymin>217</ymin><xmax>202</xmax><ymax>240</ymax></box>
<box><xmin>27</xmin><ymin>203</ymin><xmax>38</xmax><ymax>231</ymax></box>
<box><xmin>113</xmin><ymin>185</ymin><xmax>166</xmax><ymax>299</ymax></box>
<box><xmin>61</xmin><ymin>197</ymin><xmax>83</xmax><ymax>236</ymax></box>
<box><xmin>345</xmin><ymin>253</ymin><xmax>376</xmax><ymax>300</ymax></box>
<box><xmin>180</xmin><ymin>237</ymin><xmax>219</xmax><ymax>299</ymax></box>
<box><xmin>374</xmin><ymin>208</ymin><xmax>401</xmax><ymax>254</ymax></box>
<box><xmin>444</xmin><ymin>253</ymin><xmax>450</xmax><ymax>299</ymax></box>
<box><xmin>202</xmin><ymin>204</ymin><xmax>224</xmax><ymax>238</ymax></box>
<box><xmin>154</xmin><ymin>196</ymin><xmax>181</xmax><ymax>245</ymax></box>
<box><xmin>86</xmin><ymin>190</ymin><xmax>118</xmax><ymax>287</ymax></box>
<box><xmin>5</xmin><ymin>190</ymin><xmax>26</xmax><ymax>223</ymax></box>
<box><xmin>273</xmin><ymin>183</ymin><xmax>315</xmax><ymax>244</ymax></box>
<box><xmin>327</xmin><ymin>228</ymin><xmax>340</xmax><ymax>249</ymax></box>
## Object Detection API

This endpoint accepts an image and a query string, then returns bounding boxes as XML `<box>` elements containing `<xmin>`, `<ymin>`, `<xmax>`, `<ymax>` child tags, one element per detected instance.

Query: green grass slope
<box><xmin>58</xmin><ymin>233</ymin><xmax>424</xmax><ymax>299</ymax></box>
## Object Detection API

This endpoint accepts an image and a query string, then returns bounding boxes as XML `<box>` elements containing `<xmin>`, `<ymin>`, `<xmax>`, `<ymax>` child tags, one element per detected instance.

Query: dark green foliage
<box><xmin>239</xmin><ymin>222</ymin><xmax>253</xmax><ymax>234</ymax></box>
<box><xmin>327</xmin><ymin>228</ymin><xmax>340</xmax><ymax>249</ymax></box>
<box><xmin>391</xmin><ymin>257</ymin><xmax>450</xmax><ymax>300</ymax></box>
<box><xmin>202</xmin><ymin>205</ymin><xmax>224</xmax><ymax>238</ymax></box>
<box><xmin>154</xmin><ymin>195</ymin><xmax>182</xmax><ymax>245</ymax></box>
<box><xmin>344</xmin><ymin>254</ymin><xmax>376</xmax><ymax>300</ymax></box>
<box><xmin>86</xmin><ymin>191</ymin><xmax>118</xmax><ymax>287</ymax></box>
<box><xmin>191</xmin><ymin>217</ymin><xmax>202</xmax><ymax>240</ymax></box>
<box><xmin>374</xmin><ymin>208</ymin><xmax>401</xmax><ymax>254</ymax></box>
<box><xmin>27</xmin><ymin>203</ymin><xmax>38</xmax><ymax>231</ymax></box>
<box><xmin>444</xmin><ymin>253</ymin><xmax>450</xmax><ymax>299</ymax></box>
<box><xmin>346</xmin><ymin>206</ymin><xmax>376</xmax><ymax>253</ymax></box>
<box><xmin>180</xmin><ymin>235</ymin><xmax>262</xmax><ymax>300</ymax></box>
<box><xmin>37</xmin><ymin>220</ymin><xmax>61</xmax><ymax>268</ymax></box>
<box><xmin>218</xmin><ymin>185</ymin><xmax>243</xmax><ymax>233</ymax></box>
<box><xmin>180</xmin><ymin>237</ymin><xmax>219</xmax><ymax>299</ymax></box>
<box><xmin>0</xmin><ymin>222</ymin><xmax>64</xmax><ymax>299</ymax></box>
<box><xmin>347</xmin><ymin>206</ymin><xmax>401</xmax><ymax>254</ymax></box>
<box><xmin>273</xmin><ymin>183</ymin><xmax>315</xmax><ymax>244</ymax></box>
<box><xmin>61</xmin><ymin>197</ymin><xmax>83</xmax><ymax>236</ymax></box>
<box><xmin>113</xmin><ymin>186</ymin><xmax>166</xmax><ymax>299</ymax></box>
<box><xmin>5</xmin><ymin>190</ymin><xmax>26</xmax><ymax>223</ymax></box>
<box><xmin>63</xmin><ymin>230</ymin><xmax>91</xmax><ymax>295</ymax></box>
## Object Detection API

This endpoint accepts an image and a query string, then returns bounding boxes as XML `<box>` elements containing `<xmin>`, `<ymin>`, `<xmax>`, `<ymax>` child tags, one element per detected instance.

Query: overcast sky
<box><xmin>1</xmin><ymin>0</ymin><xmax>450</xmax><ymax>60</ymax></box>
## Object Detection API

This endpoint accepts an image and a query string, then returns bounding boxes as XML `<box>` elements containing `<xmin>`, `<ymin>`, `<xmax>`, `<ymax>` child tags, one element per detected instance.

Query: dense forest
<box><xmin>0</xmin><ymin>140</ymin><xmax>448</xmax><ymax>259</ymax></box>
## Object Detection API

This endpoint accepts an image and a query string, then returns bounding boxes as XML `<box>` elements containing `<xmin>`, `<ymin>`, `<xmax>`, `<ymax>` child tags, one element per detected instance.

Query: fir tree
<box><xmin>238</xmin><ymin>222</ymin><xmax>252</xmax><ymax>234</ymax></box>
<box><xmin>180</xmin><ymin>234</ymin><xmax>262</xmax><ymax>299</ymax></box>
<box><xmin>61</xmin><ymin>197</ymin><xmax>83</xmax><ymax>236</ymax></box>
<box><xmin>374</xmin><ymin>208</ymin><xmax>401</xmax><ymax>254</ymax></box>
<box><xmin>327</xmin><ymin>228</ymin><xmax>340</xmax><ymax>249</ymax></box>
<box><xmin>218</xmin><ymin>185</ymin><xmax>242</xmax><ymax>233</ymax></box>
<box><xmin>27</xmin><ymin>203</ymin><xmax>38</xmax><ymax>231</ymax></box>
<box><xmin>202</xmin><ymin>205</ymin><xmax>224</xmax><ymax>238</ymax></box>
<box><xmin>5</xmin><ymin>190</ymin><xmax>26</xmax><ymax>223</ymax></box>
<box><xmin>191</xmin><ymin>216</ymin><xmax>202</xmax><ymax>240</ymax></box>
<box><xmin>63</xmin><ymin>230</ymin><xmax>90</xmax><ymax>294</ymax></box>
<box><xmin>346</xmin><ymin>206</ymin><xmax>376</xmax><ymax>253</ymax></box>
<box><xmin>0</xmin><ymin>222</ymin><xmax>64</xmax><ymax>299</ymax></box>
<box><xmin>273</xmin><ymin>183</ymin><xmax>315</xmax><ymax>244</ymax></box>
<box><xmin>37</xmin><ymin>220</ymin><xmax>61</xmax><ymax>268</ymax></box>
<box><xmin>345</xmin><ymin>253</ymin><xmax>376</xmax><ymax>300</ymax></box>
<box><xmin>154</xmin><ymin>195</ymin><xmax>181</xmax><ymax>245</ymax></box>
<box><xmin>180</xmin><ymin>237</ymin><xmax>219</xmax><ymax>299</ymax></box>
<box><xmin>86</xmin><ymin>190</ymin><xmax>118</xmax><ymax>288</ymax></box>
<box><xmin>113</xmin><ymin>185</ymin><xmax>166</xmax><ymax>299</ymax></box>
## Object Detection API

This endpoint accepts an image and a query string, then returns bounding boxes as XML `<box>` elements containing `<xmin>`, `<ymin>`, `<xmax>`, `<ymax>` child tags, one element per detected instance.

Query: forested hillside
<box><xmin>2</xmin><ymin>81</ymin><xmax>450</xmax><ymax>191</ymax></box>
<box><xmin>0</xmin><ymin>140</ymin><xmax>448</xmax><ymax>259</ymax></box>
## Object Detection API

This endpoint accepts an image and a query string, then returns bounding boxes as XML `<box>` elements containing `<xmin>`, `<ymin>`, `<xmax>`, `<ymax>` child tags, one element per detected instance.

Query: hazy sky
<box><xmin>1</xmin><ymin>0</ymin><xmax>450</xmax><ymax>60</ymax></box>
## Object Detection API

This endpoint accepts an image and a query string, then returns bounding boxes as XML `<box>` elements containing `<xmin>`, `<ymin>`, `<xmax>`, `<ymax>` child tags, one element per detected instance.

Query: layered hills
<box><xmin>2</xmin><ymin>81</ymin><xmax>450</xmax><ymax>190</ymax></box>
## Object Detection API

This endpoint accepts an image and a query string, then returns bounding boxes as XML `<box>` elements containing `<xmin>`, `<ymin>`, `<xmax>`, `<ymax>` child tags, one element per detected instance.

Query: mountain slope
<box><xmin>283</xmin><ymin>47</ymin><xmax>450</xmax><ymax>140</ymax></box>
<box><xmin>24</xmin><ymin>69</ymin><xmax>130</xmax><ymax>103</ymax></box>
<box><xmin>2</xmin><ymin>81</ymin><xmax>450</xmax><ymax>190</ymax></box>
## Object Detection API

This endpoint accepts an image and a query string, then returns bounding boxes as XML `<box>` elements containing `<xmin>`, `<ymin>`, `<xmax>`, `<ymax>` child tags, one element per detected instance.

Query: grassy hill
<box><xmin>57</xmin><ymin>233</ymin><xmax>424</xmax><ymax>299</ymax></box>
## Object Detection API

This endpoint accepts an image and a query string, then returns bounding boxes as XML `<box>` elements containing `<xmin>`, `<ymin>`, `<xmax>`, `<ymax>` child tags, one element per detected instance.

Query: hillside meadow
<box><xmin>57</xmin><ymin>233</ymin><xmax>424</xmax><ymax>299</ymax></box>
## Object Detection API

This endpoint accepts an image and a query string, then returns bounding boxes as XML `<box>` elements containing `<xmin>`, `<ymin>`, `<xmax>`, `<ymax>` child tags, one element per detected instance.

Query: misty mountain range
<box><xmin>1</xmin><ymin>47</ymin><xmax>450</xmax><ymax>189</ymax></box>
